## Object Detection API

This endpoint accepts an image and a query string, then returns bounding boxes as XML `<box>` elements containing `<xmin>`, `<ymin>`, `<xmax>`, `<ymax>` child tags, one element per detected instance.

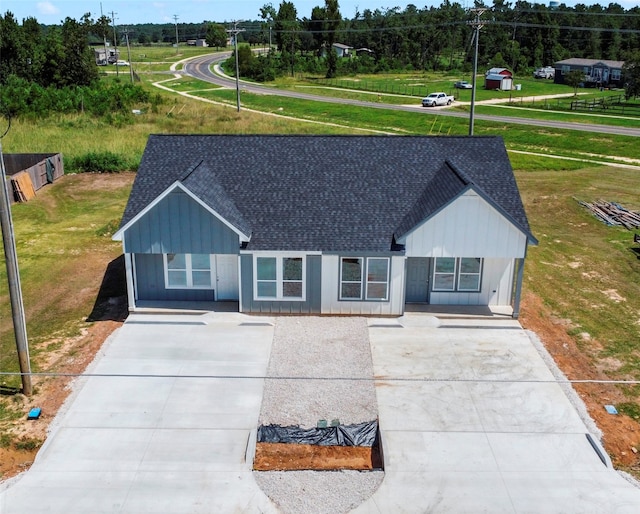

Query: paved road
<box><xmin>182</xmin><ymin>53</ymin><xmax>640</xmax><ymax>138</ymax></box>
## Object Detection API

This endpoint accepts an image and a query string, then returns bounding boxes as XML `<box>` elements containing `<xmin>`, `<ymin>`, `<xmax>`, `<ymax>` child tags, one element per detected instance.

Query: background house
<box><xmin>113</xmin><ymin>135</ymin><xmax>537</xmax><ymax>317</ymax></box>
<box><xmin>553</xmin><ymin>58</ymin><xmax>625</xmax><ymax>88</ymax></box>
<box><xmin>332</xmin><ymin>43</ymin><xmax>353</xmax><ymax>58</ymax></box>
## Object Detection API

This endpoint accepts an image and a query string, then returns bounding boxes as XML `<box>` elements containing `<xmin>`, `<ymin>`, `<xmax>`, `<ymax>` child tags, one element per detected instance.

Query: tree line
<box><xmin>2</xmin><ymin>1</ymin><xmax>639</xmax><ymax>95</ymax></box>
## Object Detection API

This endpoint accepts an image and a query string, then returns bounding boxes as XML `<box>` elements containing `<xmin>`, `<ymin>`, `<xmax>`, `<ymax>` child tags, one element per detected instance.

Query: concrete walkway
<box><xmin>354</xmin><ymin>313</ymin><xmax>640</xmax><ymax>513</ymax></box>
<box><xmin>2</xmin><ymin>311</ymin><xmax>640</xmax><ymax>513</ymax></box>
<box><xmin>0</xmin><ymin>312</ymin><xmax>279</xmax><ymax>514</ymax></box>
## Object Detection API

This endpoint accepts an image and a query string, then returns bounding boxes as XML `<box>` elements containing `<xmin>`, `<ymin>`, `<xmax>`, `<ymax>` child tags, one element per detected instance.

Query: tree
<box><xmin>275</xmin><ymin>1</ymin><xmax>299</xmax><ymax>75</ymax></box>
<box><xmin>324</xmin><ymin>0</ymin><xmax>341</xmax><ymax>78</ymax></box>
<box><xmin>259</xmin><ymin>3</ymin><xmax>277</xmax><ymax>50</ymax></box>
<box><xmin>622</xmin><ymin>51</ymin><xmax>640</xmax><ymax>99</ymax></box>
<box><xmin>206</xmin><ymin>23</ymin><xmax>227</xmax><ymax>49</ymax></box>
<box><xmin>565</xmin><ymin>69</ymin><xmax>584</xmax><ymax>96</ymax></box>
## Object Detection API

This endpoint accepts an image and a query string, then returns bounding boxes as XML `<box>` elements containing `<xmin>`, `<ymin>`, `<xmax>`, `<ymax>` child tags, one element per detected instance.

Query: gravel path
<box><xmin>254</xmin><ymin>317</ymin><xmax>384</xmax><ymax>513</ymax></box>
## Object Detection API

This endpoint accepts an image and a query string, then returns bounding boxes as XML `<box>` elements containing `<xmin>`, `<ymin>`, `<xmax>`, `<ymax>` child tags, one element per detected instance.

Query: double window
<box><xmin>254</xmin><ymin>255</ymin><xmax>305</xmax><ymax>300</ymax></box>
<box><xmin>433</xmin><ymin>257</ymin><xmax>482</xmax><ymax>292</ymax></box>
<box><xmin>164</xmin><ymin>253</ymin><xmax>213</xmax><ymax>289</ymax></box>
<box><xmin>340</xmin><ymin>257</ymin><xmax>390</xmax><ymax>301</ymax></box>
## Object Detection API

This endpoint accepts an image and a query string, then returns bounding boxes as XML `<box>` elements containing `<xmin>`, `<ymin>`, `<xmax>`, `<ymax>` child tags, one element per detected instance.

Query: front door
<box><xmin>405</xmin><ymin>257</ymin><xmax>430</xmax><ymax>303</ymax></box>
<box><xmin>215</xmin><ymin>255</ymin><xmax>239</xmax><ymax>300</ymax></box>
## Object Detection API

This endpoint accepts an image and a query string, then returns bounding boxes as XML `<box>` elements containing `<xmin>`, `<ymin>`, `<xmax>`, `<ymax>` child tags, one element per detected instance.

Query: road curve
<box><xmin>182</xmin><ymin>53</ymin><xmax>640</xmax><ymax>138</ymax></box>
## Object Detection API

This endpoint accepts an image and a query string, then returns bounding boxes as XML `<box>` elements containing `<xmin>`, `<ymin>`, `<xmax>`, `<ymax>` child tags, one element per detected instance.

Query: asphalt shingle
<box><xmin>120</xmin><ymin>135</ymin><xmax>534</xmax><ymax>252</ymax></box>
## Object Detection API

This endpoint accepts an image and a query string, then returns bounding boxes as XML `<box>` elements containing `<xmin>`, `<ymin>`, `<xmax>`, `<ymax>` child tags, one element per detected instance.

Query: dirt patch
<box><xmin>0</xmin><ymin>316</ymin><xmax>124</xmax><ymax>482</ymax></box>
<box><xmin>519</xmin><ymin>291</ymin><xmax>640</xmax><ymax>473</ymax></box>
<box><xmin>254</xmin><ymin>443</ymin><xmax>382</xmax><ymax>471</ymax></box>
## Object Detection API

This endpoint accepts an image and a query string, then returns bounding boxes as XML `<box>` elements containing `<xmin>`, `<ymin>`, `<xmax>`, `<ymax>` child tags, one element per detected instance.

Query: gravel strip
<box><xmin>255</xmin><ymin>317</ymin><xmax>383</xmax><ymax>513</ymax></box>
<box><xmin>258</xmin><ymin>316</ymin><xmax>378</xmax><ymax>428</ymax></box>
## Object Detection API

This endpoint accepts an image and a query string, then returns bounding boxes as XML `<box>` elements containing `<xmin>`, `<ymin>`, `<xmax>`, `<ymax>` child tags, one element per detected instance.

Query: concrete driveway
<box><xmin>2</xmin><ymin>311</ymin><xmax>640</xmax><ymax>513</ymax></box>
<box><xmin>0</xmin><ymin>311</ymin><xmax>279</xmax><ymax>514</ymax></box>
<box><xmin>355</xmin><ymin>313</ymin><xmax>640</xmax><ymax>513</ymax></box>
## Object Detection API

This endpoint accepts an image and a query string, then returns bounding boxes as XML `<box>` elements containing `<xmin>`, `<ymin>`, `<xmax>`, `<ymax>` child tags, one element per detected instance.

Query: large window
<box><xmin>340</xmin><ymin>257</ymin><xmax>390</xmax><ymax>301</ymax></box>
<box><xmin>254</xmin><ymin>255</ymin><xmax>305</xmax><ymax>300</ymax></box>
<box><xmin>433</xmin><ymin>257</ymin><xmax>482</xmax><ymax>292</ymax></box>
<box><xmin>164</xmin><ymin>253</ymin><xmax>213</xmax><ymax>289</ymax></box>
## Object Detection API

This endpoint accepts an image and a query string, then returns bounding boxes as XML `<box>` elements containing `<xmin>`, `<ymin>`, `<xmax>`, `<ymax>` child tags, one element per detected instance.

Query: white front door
<box><xmin>215</xmin><ymin>255</ymin><xmax>239</xmax><ymax>300</ymax></box>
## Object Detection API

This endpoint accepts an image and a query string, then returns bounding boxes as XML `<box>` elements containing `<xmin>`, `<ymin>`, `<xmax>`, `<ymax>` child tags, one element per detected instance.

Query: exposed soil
<box><xmin>519</xmin><ymin>291</ymin><xmax>640</xmax><ymax>474</ymax></box>
<box><xmin>2</xmin><ymin>289</ymin><xmax>639</xmax><ymax>480</ymax></box>
<box><xmin>254</xmin><ymin>443</ymin><xmax>382</xmax><ymax>471</ymax></box>
<box><xmin>0</xmin><ymin>318</ymin><xmax>124</xmax><ymax>481</ymax></box>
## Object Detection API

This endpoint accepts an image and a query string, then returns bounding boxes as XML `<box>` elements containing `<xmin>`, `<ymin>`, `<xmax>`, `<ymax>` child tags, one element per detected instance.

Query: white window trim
<box><xmin>163</xmin><ymin>253</ymin><xmax>214</xmax><ymax>289</ymax></box>
<box><xmin>339</xmin><ymin>256</ymin><xmax>390</xmax><ymax>302</ymax></box>
<box><xmin>433</xmin><ymin>257</ymin><xmax>483</xmax><ymax>293</ymax></box>
<box><xmin>365</xmin><ymin>257</ymin><xmax>390</xmax><ymax>301</ymax></box>
<box><xmin>253</xmin><ymin>254</ymin><xmax>306</xmax><ymax>301</ymax></box>
<box><xmin>339</xmin><ymin>257</ymin><xmax>364</xmax><ymax>300</ymax></box>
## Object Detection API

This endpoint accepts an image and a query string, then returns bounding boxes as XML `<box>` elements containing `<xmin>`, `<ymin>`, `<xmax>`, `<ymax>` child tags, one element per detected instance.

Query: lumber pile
<box><xmin>10</xmin><ymin>171</ymin><xmax>37</xmax><ymax>202</ymax></box>
<box><xmin>576</xmin><ymin>199</ymin><xmax>640</xmax><ymax>229</ymax></box>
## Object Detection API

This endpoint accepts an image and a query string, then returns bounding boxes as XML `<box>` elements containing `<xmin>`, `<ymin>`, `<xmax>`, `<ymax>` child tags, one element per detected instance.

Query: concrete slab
<box><xmin>0</xmin><ymin>312</ymin><xmax>278</xmax><ymax>514</ymax></box>
<box><xmin>357</xmin><ymin>313</ymin><xmax>640</xmax><ymax>513</ymax></box>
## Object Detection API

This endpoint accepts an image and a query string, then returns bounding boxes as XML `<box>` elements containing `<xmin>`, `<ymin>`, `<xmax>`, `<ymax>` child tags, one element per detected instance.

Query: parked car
<box><xmin>115</xmin><ymin>60</ymin><xmax>130</xmax><ymax>66</ymax></box>
<box><xmin>533</xmin><ymin>66</ymin><xmax>555</xmax><ymax>79</ymax></box>
<box><xmin>454</xmin><ymin>80</ymin><xmax>473</xmax><ymax>89</ymax></box>
<box><xmin>422</xmin><ymin>92</ymin><xmax>454</xmax><ymax>107</ymax></box>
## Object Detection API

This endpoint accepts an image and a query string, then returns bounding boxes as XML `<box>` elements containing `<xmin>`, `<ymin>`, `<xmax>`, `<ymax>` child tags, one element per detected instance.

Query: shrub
<box><xmin>69</xmin><ymin>151</ymin><xmax>133</xmax><ymax>173</ymax></box>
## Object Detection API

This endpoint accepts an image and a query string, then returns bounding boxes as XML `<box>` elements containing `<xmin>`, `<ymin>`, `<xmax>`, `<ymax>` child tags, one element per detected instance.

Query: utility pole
<box><xmin>468</xmin><ymin>8</ymin><xmax>486</xmax><ymax>136</ymax></box>
<box><xmin>226</xmin><ymin>22</ymin><xmax>246</xmax><ymax>112</ymax></box>
<box><xmin>110</xmin><ymin>11</ymin><xmax>119</xmax><ymax>78</ymax></box>
<box><xmin>122</xmin><ymin>27</ymin><xmax>134</xmax><ymax>83</ymax></box>
<box><xmin>173</xmin><ymin>15</ymin><xmax>179</xmax><ymax>53</ymax></box>
<box><xmin>100</xmin><ymin>3</ymin><xmax>108</xmax><ymax>66</ymax></box>
<box><xmin>0</xmin><ymin>117</ymin><xmax>32</xmax><ymax>396</ymax></box>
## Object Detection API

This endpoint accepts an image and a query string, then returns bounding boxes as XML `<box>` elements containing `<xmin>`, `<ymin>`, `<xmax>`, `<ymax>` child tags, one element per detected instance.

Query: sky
<box><xmin>1</xmin><ymin>0</ymin><xmax>638</xmax><ymax>25</ymax></box>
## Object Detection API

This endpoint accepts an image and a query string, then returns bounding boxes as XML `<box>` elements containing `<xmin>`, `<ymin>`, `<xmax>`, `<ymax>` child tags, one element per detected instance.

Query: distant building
<box><xmin>484</xmin><ymin>68</ymin><xmax>513</xmax><ymax>90</ymax></box>
<box><xmin>553</xmin><ymin>58</ymin><xmax>625</xmax><ymax>88</ymax></box>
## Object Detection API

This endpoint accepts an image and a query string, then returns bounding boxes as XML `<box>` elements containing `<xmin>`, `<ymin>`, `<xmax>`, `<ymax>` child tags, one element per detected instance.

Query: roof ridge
<box><xmin>181</xmin><ymin>160</ymin><xmax>204</xmax><ymax>181</ymax></box>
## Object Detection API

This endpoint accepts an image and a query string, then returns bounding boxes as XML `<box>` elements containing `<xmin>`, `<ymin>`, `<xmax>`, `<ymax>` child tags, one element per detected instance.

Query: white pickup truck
<box><xmin>421</xmin><ymin>92</ymin><xmax>454</xmax><ymax>107</ymax></box>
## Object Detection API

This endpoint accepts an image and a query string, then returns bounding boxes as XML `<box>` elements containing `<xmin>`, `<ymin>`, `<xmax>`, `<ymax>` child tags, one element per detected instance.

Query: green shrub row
<box><xmin>0</xmin><ymin>75</ymin><xmax>161</xmax><ymax>119</ymax></box>
<box><xmin>68</xmin><ymin>151</ymin><xmax>138</xmax><ymax>173</ymax></box>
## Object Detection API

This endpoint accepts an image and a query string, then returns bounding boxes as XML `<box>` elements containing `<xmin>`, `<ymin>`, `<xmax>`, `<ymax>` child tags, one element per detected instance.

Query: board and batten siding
<box><xmin>401</xmin><ymin>190</ymin><xmax>528</xmax><ymax>258</ymax></box>
<box><xmin>239</xmin><ymin>254</ymin><xmax>322</xmax><ymax>314</ymax></box>
<box><xmin>134</xmin><ymin>253</ymin><xmax>215</xmax><ymax>302</ymax></box>
<box><xmin>320</xmin><ymin>255</ymin><xmax>405</xmax><ymax>315</ymax></box>
<box><xmin>429</xmin><ymin>258</ymin><xmax>514</xmax><ymax>306</ymax></box>
<box><xmin>123</xmin><ymin>190</ymin><xmax>240</xmax><ymax>255</ymax></box>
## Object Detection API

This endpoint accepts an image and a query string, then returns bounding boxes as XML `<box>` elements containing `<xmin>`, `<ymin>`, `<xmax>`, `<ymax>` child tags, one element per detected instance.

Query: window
<box><xmin>433</xmin><ymin>257</ymin><xmax>482</xmax><ymax>292</ymax></box>
<box><xmin>164</xmin><ymin>253</ymin><xmax>213</xmax><ymax>289</ymax></box>
<box><xmin>254</xmin><ymin>255</ymin><xmax>305</xmax><ymax>300</ymax></box>
<box><xmin>611</xmin><ymin>69</ymin><xmax>621</xmax><ymax>81</ymax></box>
<box><xmin>340</xmin><ymin>257</ymin><xmax>389</xmax><ymax>301</ymax></box>
<box><xmin>561</xmin><ymin>65</ymin><xmax>570</xmax><ymax>75</ymax></box>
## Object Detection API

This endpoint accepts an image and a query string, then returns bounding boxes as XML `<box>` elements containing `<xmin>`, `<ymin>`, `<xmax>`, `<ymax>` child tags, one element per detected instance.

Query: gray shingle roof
<box><xmin>120</xmin><ymin>135</ymin><xmax>534</xmax><ymax>252</ymax></box>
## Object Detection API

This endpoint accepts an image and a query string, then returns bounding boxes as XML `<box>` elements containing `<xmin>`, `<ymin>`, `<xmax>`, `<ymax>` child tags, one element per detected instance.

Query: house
<box><xmin>94</xmin><ymin>46</ymin><xmax>119</xmax><ymax>65</ymax></box>
<box><xmin>553</xmin><ymin>58</ymin><xmax>624</xmax><ymax>88</ymax></box>
<box><xmin>484</xmin><ymin>68</ymin><xmax>513</xmax><ymax>90</ymax></box>
<box><xmin>332</xmin><ymin>43</ymin><xmax>353</xmax><ymax>58</ymax></box>
<box><xmin>112</xmin><ymin>135</ymin><xmax>537</xmax><ymax>317</ymax></box>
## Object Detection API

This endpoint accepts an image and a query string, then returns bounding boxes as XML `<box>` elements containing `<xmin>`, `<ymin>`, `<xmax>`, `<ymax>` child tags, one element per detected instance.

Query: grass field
<box><xmin>1</xmin><ymin>59</ymin><xmax>640</xmax><ymax>476</ymax></box>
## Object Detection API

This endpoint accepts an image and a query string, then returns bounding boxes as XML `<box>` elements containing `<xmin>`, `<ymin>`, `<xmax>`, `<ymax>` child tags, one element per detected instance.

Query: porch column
<box><xmin>512</xmin><ymin>257</ymin><xmax>525</xmax><ymax>319</ymax></box>
<box><xmin>124</xmin><ymin>253</ymin><xmax>136</xmax><ymax>311</ymax></box>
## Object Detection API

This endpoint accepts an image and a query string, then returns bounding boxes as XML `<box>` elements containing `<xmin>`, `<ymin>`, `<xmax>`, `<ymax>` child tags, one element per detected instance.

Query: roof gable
<box><xmin>117</xmin><ymin>135</ymin><xmax>534</xmax><ymax>252</ymax></box>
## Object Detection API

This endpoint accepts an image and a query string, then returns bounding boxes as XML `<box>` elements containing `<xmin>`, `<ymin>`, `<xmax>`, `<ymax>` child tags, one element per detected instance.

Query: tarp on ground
<box><xmin>257</xmin><ymin>420</ymin><xmax>378</xmax><ymax>447</ymax></box>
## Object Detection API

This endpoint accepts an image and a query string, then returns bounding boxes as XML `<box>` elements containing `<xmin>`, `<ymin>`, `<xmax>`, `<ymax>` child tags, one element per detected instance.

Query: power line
<box><xmin>1</xmin><ymin>371</ymin><xmax>640</xmax><ymax>386</ymax></box>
